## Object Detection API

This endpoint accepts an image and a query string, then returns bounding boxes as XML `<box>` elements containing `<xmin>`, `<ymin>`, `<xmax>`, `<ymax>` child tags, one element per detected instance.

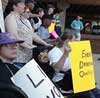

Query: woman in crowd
<box><xmin>48</xmin><ymin>30</ymin><xmax>100</xmax><ymax>98</ymax></box>
<box><xmin>30</xmin><ymin>7</ymin><xmax>44</xmax><ymax>31</ymax></box>
<box><xmin>5</xmin><ymin>0</ymin><xmax>52</xmax><ymax>67</ymax></box>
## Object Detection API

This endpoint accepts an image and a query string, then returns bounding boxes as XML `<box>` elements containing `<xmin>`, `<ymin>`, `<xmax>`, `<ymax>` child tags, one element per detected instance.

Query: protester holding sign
<box><xmin>48</xmin><ymin>30</ymin><xmax>74</xmax><ymax>92</ymax></box>
<box><xmin>48</xmin><ymin>30</ymin><xmax>100</xmax><ymax>98</ymax></box>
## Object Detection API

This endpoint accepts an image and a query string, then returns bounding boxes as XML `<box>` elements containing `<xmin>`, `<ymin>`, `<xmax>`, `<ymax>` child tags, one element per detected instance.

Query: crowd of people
<box><xmin>0</xmin><ymin>0</ymin><xmax>100</xmax><ymax>98</ymax></box>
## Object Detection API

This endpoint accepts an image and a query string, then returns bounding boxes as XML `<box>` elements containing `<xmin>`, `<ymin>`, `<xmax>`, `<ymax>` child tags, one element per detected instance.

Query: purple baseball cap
<box><xmin>0</xmin><ymin>33</ymin><xmax>24</xmax><ymax>45</ymax></box>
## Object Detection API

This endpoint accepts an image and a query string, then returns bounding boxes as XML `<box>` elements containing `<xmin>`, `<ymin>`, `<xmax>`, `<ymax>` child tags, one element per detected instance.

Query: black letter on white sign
<box><xmin>46</xmin><ymin>89</ymin><xmax>55</xmax><ymax>98</ymax></box>
<box><xmin>26</xmin><ymin>74</ymin><xmax>44</xmax><ymax>88</ymax></box>
<box><xmin>46</xmin><ymin>86</ymin><xmax>61</xmax><ymax>98</ymax></box>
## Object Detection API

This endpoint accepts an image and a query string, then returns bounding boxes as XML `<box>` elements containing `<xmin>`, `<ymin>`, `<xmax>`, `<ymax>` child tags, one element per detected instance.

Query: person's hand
<box><xmin>31</xmin><ymin>44</ymin><xmax>37</xmax><ymax>48</ymax></box>
<box><xmin>20</xmin><ymin>43</ymin><xmax>37</xmax><ymax>49</ymax></box>
<box><xmin>28</xmin><ymin>43</ymin><xmax>37</xmax><ymax>49</ymax></box>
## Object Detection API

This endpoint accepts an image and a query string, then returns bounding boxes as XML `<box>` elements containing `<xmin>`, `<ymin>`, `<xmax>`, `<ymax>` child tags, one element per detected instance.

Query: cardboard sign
<box><xmin>48</xmin><ymin>23</ymin><xmax>55</xmax><ymax>33</ymax></box>
<box><xmin>12</xmin><ymin>59</ymin><xmax>64</xmax><ymax>98</ymax></box>
<box><xmin>50</xmin><ymin>30</ymin><xmax>59</xmax><ymax>39</ymax></box>
<box><xmin>69</xmin><ymin>40</ymin><xmax>95</xmax><ymax>93</ymax></box>
<box><xmin>0</xmin><ymin>0</ymin><xmax>5</xmax><ymax>32</ymax></box>
<box><xmin>48</xmin><ymin>23</ymin><xmax>59</xmax><ymax>39</ymax></box>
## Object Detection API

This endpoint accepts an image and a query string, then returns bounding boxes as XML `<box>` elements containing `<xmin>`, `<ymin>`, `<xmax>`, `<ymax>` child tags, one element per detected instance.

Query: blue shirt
<box><xmin>37</xmin><ymin>26</ymin><xmax>50</xmax><ymax>40</ymax></box>
<box><xmin>71</xmin><ymin>20</ymin><xmax>84</xmax><ymax>33</ymax></box>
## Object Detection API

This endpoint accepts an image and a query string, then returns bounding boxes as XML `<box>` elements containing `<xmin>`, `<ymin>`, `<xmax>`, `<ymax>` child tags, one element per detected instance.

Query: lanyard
<box><xmin>5</xmin><ymin>64</ymin><xmax>15</xmax><ymax>83</ymax></box>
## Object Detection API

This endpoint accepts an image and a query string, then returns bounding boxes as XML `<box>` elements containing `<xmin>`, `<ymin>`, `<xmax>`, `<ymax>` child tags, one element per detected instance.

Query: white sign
<box><xmin>0</xmin><ymin>0</ymin><xmax>5</xmax><ymax>32</ymax></box>
<box><xmin>12</xmin><ymin>59</ymin><xmax>64</xmax><ymax>98</ymax></box>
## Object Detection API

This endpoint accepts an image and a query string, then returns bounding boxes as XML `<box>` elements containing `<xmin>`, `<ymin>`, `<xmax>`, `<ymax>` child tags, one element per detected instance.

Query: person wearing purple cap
<box><xmin>0</xmin><ymin>33</ymin><xmax>26</xmax><ymax>97</ymax></box>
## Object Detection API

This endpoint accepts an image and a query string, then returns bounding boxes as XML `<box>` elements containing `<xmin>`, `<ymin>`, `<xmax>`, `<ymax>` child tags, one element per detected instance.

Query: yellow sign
<box><xmin>69</xmin><ymin>40</ymin><xmax>95</xmax><ymax>93</ymax></box>
<box><xmin>48</xmin><ymin>23</ymin><xmax>55</xmax><ymax>33</ymax></box>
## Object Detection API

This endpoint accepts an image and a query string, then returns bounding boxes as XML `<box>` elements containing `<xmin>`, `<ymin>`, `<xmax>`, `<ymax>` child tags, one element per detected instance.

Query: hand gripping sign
<box><xmin>11</xmin><ymin>59</ymin><xmax>64</xmax><ymax>98</ymax></box>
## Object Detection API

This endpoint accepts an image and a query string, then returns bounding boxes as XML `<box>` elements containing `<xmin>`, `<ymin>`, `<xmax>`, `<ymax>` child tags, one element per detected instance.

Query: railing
<box><xmin>82</xmin><ymin>34</ymin><xmax>100</xmax><ymax>53</ymax></box>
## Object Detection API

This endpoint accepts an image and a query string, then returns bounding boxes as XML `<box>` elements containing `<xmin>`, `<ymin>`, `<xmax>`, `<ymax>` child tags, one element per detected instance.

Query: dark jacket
<box><xmin>0</xmin><ymin>59</ymin><xmax>19</xmax><ymax>84</ymax></box>
<box><xmin>0</xmin><ymin>59</ymin><xmax>28</xmax><ymax>98</ymax></box>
